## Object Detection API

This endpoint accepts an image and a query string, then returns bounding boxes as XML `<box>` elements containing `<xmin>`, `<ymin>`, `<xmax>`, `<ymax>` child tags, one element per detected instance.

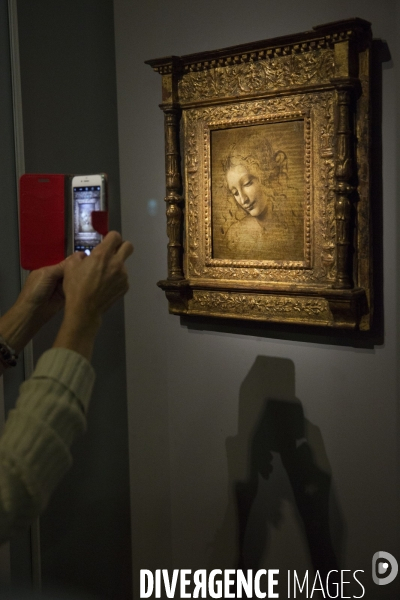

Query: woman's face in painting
<box><xmin>226</xmin><ymin>164</ymin><xmax>270</xmax><ymax>219</ymax></box>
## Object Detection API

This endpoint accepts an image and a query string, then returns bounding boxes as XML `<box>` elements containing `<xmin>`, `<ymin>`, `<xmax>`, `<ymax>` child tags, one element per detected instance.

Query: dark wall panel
<box><xmin>17</xmin><ymin>1</ymin><xmax>132</xmax><ymax>598</ymax></box>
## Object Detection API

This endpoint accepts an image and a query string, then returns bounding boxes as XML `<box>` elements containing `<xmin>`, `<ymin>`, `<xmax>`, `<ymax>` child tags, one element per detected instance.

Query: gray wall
<box><xmin>114</xmin><ymin>0</ymin><xmax>399</xmax><ymax>598</ymax></box>
<box><xmin>0</xmin><ymin>0</ymin><xmax>31</xmax><ymax>587</ymax></box>
<box><xmin>16</xmin><ymin>1</ymin><xmax>132</xmax><ymax>598</ymax></box>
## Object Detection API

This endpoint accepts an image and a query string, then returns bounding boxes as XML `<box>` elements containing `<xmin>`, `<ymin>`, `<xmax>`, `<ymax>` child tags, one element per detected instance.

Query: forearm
<box><xmin>0</xmin><ymin>264</ymin><xmax>66</xmax><ymax>361</ymax></box>
<box><xmin>52</xmin><ymin>309</ymin><xmax>101</xmax><ymax>362</ymax></box>
<box><xmin>0</xmin><ymin>301</ymin><xmax>47</xmax><ymax>355</ymax></box>
<box><xmin>0</xmin><ymin>348</ymin><xmax>95</xmax><ymax>543</ymax></box>
<box><xmin>0</xmin><ymin>300</ymin><xmax>101</xmax><ymax>367</ymax></box>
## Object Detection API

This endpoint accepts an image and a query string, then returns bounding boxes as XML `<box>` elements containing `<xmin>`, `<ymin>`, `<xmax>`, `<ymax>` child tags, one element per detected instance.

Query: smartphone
<box><xmin>71</xmin><ymin>174</ymin><xmax>107</xmax><ymax>255</ymax></box>
<box><xmin>20</xmin><ymin>173</ymin><xmax>66</xmax><ymax>270</ymax></box>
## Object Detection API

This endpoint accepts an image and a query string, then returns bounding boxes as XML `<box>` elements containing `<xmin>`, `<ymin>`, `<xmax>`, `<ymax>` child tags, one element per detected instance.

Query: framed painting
<box><xmin>146</xmin><ymin>18</ymin><xmax>373</xmax><ymax>329</ymax></box>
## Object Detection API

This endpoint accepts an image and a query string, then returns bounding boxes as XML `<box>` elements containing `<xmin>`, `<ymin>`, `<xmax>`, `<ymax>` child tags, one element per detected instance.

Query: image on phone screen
<box><xmin>73</xmin><ymin>185</ymin><xmax>102</xmax><ymax>255</ymax></box>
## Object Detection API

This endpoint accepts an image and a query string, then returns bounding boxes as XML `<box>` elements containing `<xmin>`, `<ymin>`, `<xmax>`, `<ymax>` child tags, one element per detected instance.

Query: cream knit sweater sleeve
<box><xmin>0</xmin><ymin>347</ymin><xmax>95</xmax><ymax>544</ymax></box>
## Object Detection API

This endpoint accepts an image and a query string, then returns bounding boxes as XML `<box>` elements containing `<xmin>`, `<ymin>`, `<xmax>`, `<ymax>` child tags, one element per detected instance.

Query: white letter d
<box><xmin>140</xmin><ymin>570</ymin><xmax>154</xmax><ymax>598</ymax></box>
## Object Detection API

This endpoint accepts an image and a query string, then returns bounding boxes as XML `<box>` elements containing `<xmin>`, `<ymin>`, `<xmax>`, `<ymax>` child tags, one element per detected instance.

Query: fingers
<box><xmin>91</xmin><ymin>231</ymin><xmax>133</xmax><ymax>263</ymax></box>
<box><xmin>64</xmin><ymin>252</ymin><xmax>86</xmax><ymax>272</ymax></box>
<box><xmin>70</xmin><ymin>251</ymin><xmax>86</xmax><ymax>262</ymax></box>
<box><xmin>116</xmin><ymin>240</ymin><xmax>134</xmax><ymax>261</ymax></box>
<box><xmin>94</xmin><ymin>231</ymin><xmax>123</xmax><ymax>257</ymax></box>
<box><xmin>40</xmin><ymin>260</ymin><xmax>67</xmax><ymax>281</ymax></box>
<box><xmin>61</xmin><ymin>231</ymin><xmax>133</xmax><ymax>317</ymax></box>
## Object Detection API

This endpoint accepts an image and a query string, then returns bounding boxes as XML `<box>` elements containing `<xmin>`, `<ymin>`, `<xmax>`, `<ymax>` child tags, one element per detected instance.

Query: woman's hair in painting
<box><xmin>219</xmin><ymin>128</ymin><xmax>301</xmax><ymax>232</ymax></box>
<box><xmin>221</xmin><ymin>130</ymin><xmax>287</xmax><ymax>188</ymax></box>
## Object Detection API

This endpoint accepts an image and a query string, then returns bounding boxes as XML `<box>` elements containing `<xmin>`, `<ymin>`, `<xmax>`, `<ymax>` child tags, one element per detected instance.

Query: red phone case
<box><xmin>20</xmin><ymin>174</ymin><xmax>66</xmax><ymax>270</ymax></box>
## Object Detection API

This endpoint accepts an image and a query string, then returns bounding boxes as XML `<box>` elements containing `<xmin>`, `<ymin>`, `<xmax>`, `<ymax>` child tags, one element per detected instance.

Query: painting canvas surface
<box><xmin>211</xmin><ymin>121</ymin><xmax>305</xmax><ymax>262</ymax></box>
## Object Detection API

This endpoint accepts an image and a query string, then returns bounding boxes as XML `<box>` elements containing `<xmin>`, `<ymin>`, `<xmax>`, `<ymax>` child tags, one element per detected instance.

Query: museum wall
<box><xmin>0</xmin><ymin>1</ymin><xmax>30</xmax><ymax>586</ymax></box>
<box><xmin>14</xmin><ymin>1</ymin><xmax>132</xmax><ymax>598</ymax></box>
<box><xmin>114</xmin><ymin>0</ymin><xmax>399</xmax><ymax>598</ymax></box>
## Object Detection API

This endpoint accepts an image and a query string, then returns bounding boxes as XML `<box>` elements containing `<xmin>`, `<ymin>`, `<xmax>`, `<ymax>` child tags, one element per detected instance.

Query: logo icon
<box><xmin>372</xmin><ymin>552</ymin><xmax>398</xmax><ymax>586</ymax></box>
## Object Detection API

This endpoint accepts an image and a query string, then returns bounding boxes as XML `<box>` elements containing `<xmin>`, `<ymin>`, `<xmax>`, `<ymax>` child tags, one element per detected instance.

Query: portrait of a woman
<box><xmin>211</xmin><ymin>122</ymin><xmax>305</xmax><ymax>262</ymax></box>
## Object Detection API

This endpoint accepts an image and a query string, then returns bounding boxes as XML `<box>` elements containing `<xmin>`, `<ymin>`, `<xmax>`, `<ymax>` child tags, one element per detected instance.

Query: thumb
<box><xmin>43</xmin><ymin>252</ymin><xmax>85</xmax><ymax>279</ymax></box>
<box><xmin>66</xmin><ymin>251</ymin><xmax>87</xmax><ymax>264</ymax></box>
<box><xmin>42</xmin><ymin>260</ymin><xmax>67</xmax><ymax>280</ymax></box>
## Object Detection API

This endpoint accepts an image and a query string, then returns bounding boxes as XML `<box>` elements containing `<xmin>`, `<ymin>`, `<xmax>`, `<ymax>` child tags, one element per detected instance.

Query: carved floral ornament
<box><xmin>185</xmin><ymin>96</ymin><xmax>333</xmax><ymax>285</ymax></box>
<box><xmin>146</xmin><ymin>19</ymin><xmax>373</xmax><ymax>330</ymax></box>
<box><xmin>188</xmin><ymin>292</ymin><xmax>333</xmax><ymax>329</ymax></box>
<box><xmin>178</xmin><ymin>49</ymin><xmax>335</xmax><ymax>103</ymax></box>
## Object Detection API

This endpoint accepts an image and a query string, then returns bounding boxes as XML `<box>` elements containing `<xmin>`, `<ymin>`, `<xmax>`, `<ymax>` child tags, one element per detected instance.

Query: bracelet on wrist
<box><xmin>0</xmin><ymin>335</ymin><xmax>18</xmax><ymax>368</ymax></box>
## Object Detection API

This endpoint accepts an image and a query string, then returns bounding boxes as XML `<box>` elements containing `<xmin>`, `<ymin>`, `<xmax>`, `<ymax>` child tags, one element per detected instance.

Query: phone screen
<box><xmin>73</xmin><ymin>185</ymin><xmax>102</xmax><ymax>254</ymax></box>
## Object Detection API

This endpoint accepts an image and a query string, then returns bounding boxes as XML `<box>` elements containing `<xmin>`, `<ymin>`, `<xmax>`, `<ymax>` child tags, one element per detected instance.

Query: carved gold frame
<box><xmin>146</xmin><ymin>18</ymin><xmax>372</xmax><ymax>329</ymax></box>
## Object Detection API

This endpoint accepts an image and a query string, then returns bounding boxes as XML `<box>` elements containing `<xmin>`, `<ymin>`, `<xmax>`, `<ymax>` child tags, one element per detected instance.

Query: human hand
<box><xmin>16</xmin><ymin>261</ymin><xmax>66</xmax><ymax>323</ymax></box>
<box><xmin>0</xmin><ymin>260</ymin><xmax>68</xmax><ymax>355</ymax></box>
<box><xmin>62</xmin><ymin>231</ymin><xmax>133</xmax><ymax>324</ymax></box>
<box><xmin>52</xmin><ymin>232</ymin><xmax>133</xmax><ymax>361</ymax></box>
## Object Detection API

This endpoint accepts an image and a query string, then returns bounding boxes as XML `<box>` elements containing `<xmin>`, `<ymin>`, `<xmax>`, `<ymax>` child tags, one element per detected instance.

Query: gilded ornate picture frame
<box><xmin>146</xmin><ymin>18</ymin><xmax>372</xmax><ymax>329</ymax></box>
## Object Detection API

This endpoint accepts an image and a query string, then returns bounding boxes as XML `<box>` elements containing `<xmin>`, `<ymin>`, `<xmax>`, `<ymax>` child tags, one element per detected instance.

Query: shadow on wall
<box><xmin>209</xmin><ymin>356</ymin><xmax>344</xmax><ymax>597</ymax></box>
